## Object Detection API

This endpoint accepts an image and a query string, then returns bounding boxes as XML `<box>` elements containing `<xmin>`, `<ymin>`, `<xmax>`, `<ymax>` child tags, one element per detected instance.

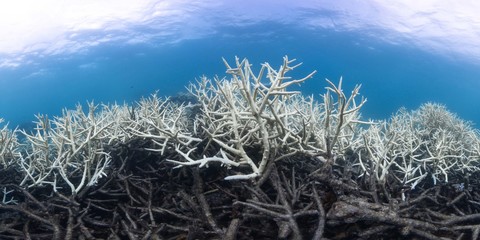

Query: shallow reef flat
<box><xmin>1</xmin><ymin>57</ymin><xmax>480</xmax><ymax>239</ymax></box>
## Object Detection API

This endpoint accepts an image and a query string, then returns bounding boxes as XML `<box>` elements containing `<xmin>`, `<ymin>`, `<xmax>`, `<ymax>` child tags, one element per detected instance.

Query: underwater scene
<box><xmin>1</xmin><ymin>1</ymin><xmax>480</xmax><ymax>239</ymax></box>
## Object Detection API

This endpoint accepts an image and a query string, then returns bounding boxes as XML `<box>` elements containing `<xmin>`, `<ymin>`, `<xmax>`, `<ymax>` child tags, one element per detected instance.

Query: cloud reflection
<box><xmin>1</xmin><ymin>0</ymin><xmax>480</xmax><ymax>67</ymax></box>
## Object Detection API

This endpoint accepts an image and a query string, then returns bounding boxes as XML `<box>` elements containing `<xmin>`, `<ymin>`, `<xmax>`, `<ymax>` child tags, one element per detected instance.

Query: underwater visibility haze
<box><xmin>1</xmin><ymin>0</ymin><xmax>480</xmax><ymax>127</ymax></box>
<box><xmin>5</xmin><ymin>1</ymin><xmax>480</xmax><ymax>239</ymax></box>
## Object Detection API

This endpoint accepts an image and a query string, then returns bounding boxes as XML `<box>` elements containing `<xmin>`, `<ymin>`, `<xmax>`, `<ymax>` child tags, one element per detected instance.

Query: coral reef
<box><xmin>0</xmin><ymin>118</ymin><xmax>19</xmax><ymax>168</ymax></box>
<box><xmin>1</xmin><ymin>57</ymin><xmax>480</xmax><ymax>239</ymax></box>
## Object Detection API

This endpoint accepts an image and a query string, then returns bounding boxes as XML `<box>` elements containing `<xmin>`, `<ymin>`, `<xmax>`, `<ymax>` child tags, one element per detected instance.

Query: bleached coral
<box><xmin>178</xmin><ymin>57</ymin><xmax>315</xmax><ymax>179</ymax></box>
<box><xmin>0</xmin><ymin>118</ymin><xmax>20</xmax><ymax>167</ymax></box>
<box><xmin>2</xmin><ymin>57</ymin><xmax>477</xmax><ymax>199</ymax></box>
<box><xmin>0</xmin><ymin>57</ymin><xmax>371</xmax><ymax>190</ymax></box>
<box><xmin>18</xmin><ymin>103</ymin><xmax>115</xmax><ymax>195</ymax></box>
<box><xmin>164</xmin><ymin>57</ymin><xmax>368</xmax><ymax>180</ymax></box>
<box><xmin>126</xmin><ymin>92</ymin><xmax>201</xmax><ymax>154</ymax></box>
<box><xmin>357</xmin><ymin>102</ymin><xmax>480</xmax><ymax>194</ymax></box>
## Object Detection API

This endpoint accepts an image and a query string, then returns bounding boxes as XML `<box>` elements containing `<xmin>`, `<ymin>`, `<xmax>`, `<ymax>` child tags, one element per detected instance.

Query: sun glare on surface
<box><xmin>0</xmin><ymin>0</ymin><xmax>164</xmax><ymax>56</ymax></box>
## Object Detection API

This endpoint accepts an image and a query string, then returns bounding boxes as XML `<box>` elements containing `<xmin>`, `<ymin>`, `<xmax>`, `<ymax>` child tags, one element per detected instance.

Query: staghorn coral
<box><xmin>0</xmin><ymin>118</ymin><xmax>20</xmax><ymax>168</ymax></box>
<box><xmin>0</xmin><ymin>57</ymin><xmax>371</xmax><ymax>194</ymax></box>
<box><xmin>1</xmin><ymin>57</ymin><xmax>478</xmax><ymax>195</ymax></box>
<box><xmin>178</xmin><ymin>56</ymin><xmax>318</xmax><ymax>180</ymax></box>
<box><xmin>18</xmin><ymin>103</ymin><xmax>115</xmax><ymax>195</ymax></box>
<box><xmin>166</xmin><ymin>56</ymin><xmax>367</xmax><ymax>180</ymax></box>
<box><xmin>126</xmin><ymin>92</ymin><xmax>201</xmax><ymax>155</ymax></box>
<box><xmin>357</xmin><ymin>102</ymin><xmax>480</xmax><ymax>199</ymax></box>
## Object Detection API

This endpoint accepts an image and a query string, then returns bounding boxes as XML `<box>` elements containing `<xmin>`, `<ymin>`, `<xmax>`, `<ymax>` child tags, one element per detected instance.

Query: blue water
<box><xmin>1</xmin><ymin>22</ymin><xmax>480</xmax><ymax>128</ymax></box>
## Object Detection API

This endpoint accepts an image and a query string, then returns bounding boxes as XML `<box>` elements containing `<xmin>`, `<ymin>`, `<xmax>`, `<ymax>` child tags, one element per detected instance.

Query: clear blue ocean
<box><xmin>1</xmin><ymin>1</ymin><xmax>480</xmax><ymax>128</ymax></box>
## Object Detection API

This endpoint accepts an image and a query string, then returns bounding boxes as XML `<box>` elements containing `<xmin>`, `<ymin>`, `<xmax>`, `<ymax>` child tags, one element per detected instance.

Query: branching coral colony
<box><xmin>178</xmin><ymin>57</ymin><xmax>321</xmax><ymax>180</ymax></box>
<box><xmin>358</xmin><ymin>103</ymin><xmax>480</xmax><ymax>199</ymax></box>
<box><xmin>0</xmin><ymin>118</ymin><xmax>19</xmax><ymax>168</ymax></box>
<box><xmin>0</xmin><ymin>56</ymin><xmax>479</xmax><ymax>197</ymax></box>
<box><xmin>171</xmin><ymin>56</ymin><xmax>368</xmax><ymax>181</ymax></box>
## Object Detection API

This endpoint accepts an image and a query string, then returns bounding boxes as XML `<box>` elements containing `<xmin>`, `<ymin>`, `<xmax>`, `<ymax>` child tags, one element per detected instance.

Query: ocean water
<box><xmin>1</xmin><ymin>1</ymin><xmax>480</xmax><ymax>129</ymax></box>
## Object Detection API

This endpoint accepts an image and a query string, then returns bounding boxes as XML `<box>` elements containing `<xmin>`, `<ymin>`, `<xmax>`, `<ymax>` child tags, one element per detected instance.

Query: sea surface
<box><xmin>1</xmin><ymin>1</ymin><xmax>480</xmax><ymax>129</ymax></box>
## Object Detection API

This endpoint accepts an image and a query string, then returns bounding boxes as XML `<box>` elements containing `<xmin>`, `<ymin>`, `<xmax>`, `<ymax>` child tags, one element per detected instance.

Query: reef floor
<box><xmin>1</xmin><ymin>140</ymin><xmax>480</xmax><ymax>240</ymax></box>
